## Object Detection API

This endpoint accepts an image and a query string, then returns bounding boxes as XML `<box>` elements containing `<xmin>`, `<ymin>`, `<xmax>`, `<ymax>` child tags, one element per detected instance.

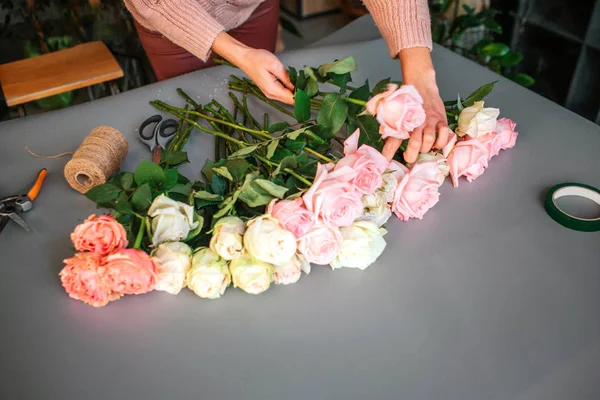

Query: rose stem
<box><xmin>264</xmin><ymin>113</ymin><xmax>269</xmax><ymax>129</ymax></box>
<box><xmin>242</xmin><ymin>89</ymin><xmax>263</xmax><ymax>130</ymax></box>
<box><xmin>253</xmin><ymin>153</ymin><xmax>312</xmax><ymax>187</ymax></box>
<box><xmin>133</xmin><ymin>217</ymin><xmax>146</xmax><ymax>249</ymax></box>
<box><xmin>342</xmin><ymin>97</ymin><xmax>366</xmax><ymax>106</ymax></box>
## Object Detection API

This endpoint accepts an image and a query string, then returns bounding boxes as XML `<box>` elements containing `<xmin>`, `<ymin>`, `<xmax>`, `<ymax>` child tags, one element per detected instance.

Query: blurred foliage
<box><xmin>429</xmin><ymin>0</ymin><xmax>535</xmax><ymax>88</ymax></box>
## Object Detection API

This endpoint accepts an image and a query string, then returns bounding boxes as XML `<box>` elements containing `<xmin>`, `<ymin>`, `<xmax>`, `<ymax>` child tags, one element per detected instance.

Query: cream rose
<box><xmin>273</xmin><ymin>253</ymin><xmax>311</xmax><ymax>285</ymax></box>
<box><xmin>229</xmin><ymin>254</ymin><xmax>273</xmax><ymax>295</ymax></box>
<box><xmin>357</xmin><ymin>190</ymin><xmax>392</xmax><ymax>227</ymax></box>
<box><xmin>152</xmin><ymin>242</ymin><xmax>192</xmax><ymax>295</ymax></box>
<box><xmin>330</xmin><ymin>221</ymin><xmax>387</xmax><ymax>270</ymax></box>
<box><xmin>148</xmin><ymin>194</ymin><xmax>199</xmax><ymax>246</ymax></box>
<box><xmin>209</xmin><ymin>216</ymin><xmax>245</xmax><ymax>260</ymax></box>
<box><xmin>243</xmin><ymin>216</ymin><xmax>297</xmax><ymax>265</ymax></box>
<box><xmin>186</xmin><ymin>248</ymin><xmax>231</xmax><ymax>299</ymax></box>
<box><xmin>456</xmin><ymin>101</ymin><xmax>500</xmax><ymax>138</ymax></box>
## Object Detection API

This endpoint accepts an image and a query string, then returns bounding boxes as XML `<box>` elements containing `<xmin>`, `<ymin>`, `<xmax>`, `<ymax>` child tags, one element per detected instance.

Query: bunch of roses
<box><xmin>60</xmin><ymin>215</ymin><xmax>159</xmax><ymax>307</ymax></box>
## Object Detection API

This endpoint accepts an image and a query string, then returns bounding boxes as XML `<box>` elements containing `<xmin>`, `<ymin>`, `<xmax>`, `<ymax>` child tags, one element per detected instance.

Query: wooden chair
<box><xmin>0</xmin><ymin>41</ymin><xmax>123</xmax><ymax>116</ymax></box>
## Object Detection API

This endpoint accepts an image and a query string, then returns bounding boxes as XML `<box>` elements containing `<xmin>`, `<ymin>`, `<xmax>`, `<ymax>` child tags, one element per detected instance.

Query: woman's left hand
<box><xmin>382</xmin><ymin>48</ymin><xmax>451</xmax><ymax>163</ymax></box>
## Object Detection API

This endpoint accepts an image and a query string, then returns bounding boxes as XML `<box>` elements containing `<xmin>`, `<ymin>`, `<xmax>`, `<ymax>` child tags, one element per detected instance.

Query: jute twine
<box><xmin>62</xmin><ymin>126</ymin><xmax>129</xmax><ymax>193</ymax></box>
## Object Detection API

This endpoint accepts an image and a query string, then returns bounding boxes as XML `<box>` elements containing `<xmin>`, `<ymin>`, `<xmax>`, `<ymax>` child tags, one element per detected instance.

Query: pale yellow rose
<box><xmin>229</xmin><ymin>254</ymin><xmax>273</xmax><ymax>295</ymax></box>
<box><xmin>209</xmin><ymin>216</ymin><xmax>245</xmax><ymax>260</ymax></box>
<box><xmin>187</xmin><ymin>248</ymin><xmax>231</xmax><ymax>299</ymax></box>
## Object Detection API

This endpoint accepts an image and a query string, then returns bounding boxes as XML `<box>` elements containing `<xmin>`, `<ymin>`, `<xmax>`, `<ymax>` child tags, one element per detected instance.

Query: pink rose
<box><xmin>392</xmin><ymin>161</ymin><xmax>442</xmax><ymax>221</ymax></box>
<box><xmin>477</xmin><ymin>133</ymin><xmax>502</xmax><ymax>160</ymax></box>
<box><xmin>365</xmin><ymin>84</ymin><xmax>426</xmax><ymax>140</ymax></box>
<box><xmin>336</xmin><ymin>129</ymin><xmax>389</xmax><ymax>195</ymax></box>
<box><xmin>60</xmin><ymin>252</ymin><xmax>121</xmax><ymax>308</ymax></box>
<box><xmin>442</xmin><ymin>132</ymin><xmax>458</xmax><ymax>158</ymax></box>
<box><xmin>297</xmin><ymin>221</ymin><xmax>344</xmax><ymax>265</ymax></box>
<box><xmin>495</xmin><ymin>117</ymin><xmax>518</xmax><ymax>150</ymax></box>
<box><xmin>101</xmin><ymin>249</ymin><xmax>158</xmax><ymax>295</ymax></box>
<box><xmin>447</xmin><ymin>138</ymin><xmax>489</xmax><ymax>187</ymax></box>
<box><xmin>302</xmin><ymin>164</ymin><xmax>363</xmax><ymax>228</ymax></box>
<box><xmin>268</xmin><ymin>198</ymin><xmax>314</xmax><ymax>238</ymax></box>
<box><xmin>70</xmin><ymin>214</ymin><xmax>127</xmax><ymax>255</ymax></box>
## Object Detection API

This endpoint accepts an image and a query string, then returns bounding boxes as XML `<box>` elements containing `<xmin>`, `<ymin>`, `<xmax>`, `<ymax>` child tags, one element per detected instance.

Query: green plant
<box><xmin>429</xmin><ymin>0</ymin><xmax>535</xmax><ymax>88</ymax></box>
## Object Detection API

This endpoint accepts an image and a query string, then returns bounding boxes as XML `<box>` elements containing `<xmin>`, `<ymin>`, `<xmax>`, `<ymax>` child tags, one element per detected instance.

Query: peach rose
<box><xmin>336</xmin><ymin>129</ymin><xmax>389</xmax><ymax>195</ymax></box>
<box><xmin>303</xmin><ymin>163</ymin><xmax>363</xmax><ymax>228</ymax></box>
<box><xmin>447</xmin><ymin>138</ymin><xmax>489</xmax><ymax>187</ymax></box>
<box><xmin>60</xmin><ymin>252</ymin><xmax>120</xmax><ymax>308</ymax></box>
<box><xmin>268</xmin><ymin>198</ymin><xmax>314</xmax><ymax>238</ymax></box>
<box><xmin>70</xmin><ymin>214</ymin><xmax>127</xmax><ymax>255</ymax></box>
<box><xmin>101</xmin><ymin>249</ymin><xmax>158</xmax><ymax>295</ymax></box>
<box><xmin>365</xmin><ymin>84</ymin><xmax>426</xmax><ymax>140</ymax></box>
<box><xmin>495</xmin><ymin>117</ymin><xmax>518</xmax><ymax>150</ymax></box>
<box><xmin>297</xmin><ymin>220</ymin><xmax>344</xmax><ymax>265</ymax></box>
<box><xmin>392</xmin><ymin>161</ymin><xmax>442</xmax><ymax>221</ymax></box>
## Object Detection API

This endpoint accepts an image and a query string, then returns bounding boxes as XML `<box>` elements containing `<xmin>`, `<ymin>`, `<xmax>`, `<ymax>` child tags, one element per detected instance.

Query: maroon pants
<box><xmin>135</xmin><ymin>0</ymin><xmax>280</xmax><ymax>81</ymax></box>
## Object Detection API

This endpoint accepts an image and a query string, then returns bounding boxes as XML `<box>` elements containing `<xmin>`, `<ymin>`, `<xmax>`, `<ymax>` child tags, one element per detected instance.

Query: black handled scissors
<box><xmin>138</xmin><ymin>115</ymin><xmax>179</xmax><ymax>164</ymax></box>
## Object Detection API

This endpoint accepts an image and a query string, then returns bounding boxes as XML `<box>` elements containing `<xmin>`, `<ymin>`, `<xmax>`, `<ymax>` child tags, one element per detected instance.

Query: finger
<box><xmin>270</xmin><ymin>60</ymin><xmax>294</xmax><ymax>91</ymax></box>
<box><xmin>382</xmin><ymin>138</ymin><xmax>402</xmax><ymax>161</ymax></box>
<box><xmin>420</xmin><ymin>124</ymin><xmax>436</xmax><ymax>154</ymax></box>
<box><xmin>434</xmin><ymin>122</ymin><xmax>451</xmax><ymax>149</ymax></box>
<box><xmin>404</xmin><ymin>127</ymin><xmax>423</xmax><ymax>163</ymax></box>
<box><xmin>265</xmin><ymin>79</ymin><xmax>295</xmax><ymax>105</ymax></box>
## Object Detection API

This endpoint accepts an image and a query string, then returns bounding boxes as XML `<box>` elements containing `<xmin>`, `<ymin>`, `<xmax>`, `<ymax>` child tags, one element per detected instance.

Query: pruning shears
<box><xmin>0</xmin><ymin>168</ymin><xmax>47</xmax><ymax>235</ymax></box>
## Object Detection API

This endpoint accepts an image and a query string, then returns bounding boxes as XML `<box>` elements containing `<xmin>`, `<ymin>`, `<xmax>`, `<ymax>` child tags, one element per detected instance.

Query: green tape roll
<box><xmin>545</xmin><ymin>183</ymin><xmax>600</xmax><ymax>232</ymax></box>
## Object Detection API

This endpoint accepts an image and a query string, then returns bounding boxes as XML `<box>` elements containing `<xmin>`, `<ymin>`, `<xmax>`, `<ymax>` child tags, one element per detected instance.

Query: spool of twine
<box><xmin>63</xmin><ymin>126</ymin><xmax>129</xmax><ymax>193</ymax></box>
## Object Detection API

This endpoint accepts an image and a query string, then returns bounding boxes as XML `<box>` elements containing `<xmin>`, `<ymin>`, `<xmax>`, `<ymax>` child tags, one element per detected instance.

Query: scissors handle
<box><xmin>27</xmin><ymin>169</ymin><xmax>47</xmax><ymax>201</ymax></box>
<box><xmin>138</xmin><ymin>115</ymin><xmax>163</xmax><ymax>150</ymax></box>
<box><xmin>156</xmin><ymin>119</ymin><xmax>178</xmax><ymax>149</ymax></box>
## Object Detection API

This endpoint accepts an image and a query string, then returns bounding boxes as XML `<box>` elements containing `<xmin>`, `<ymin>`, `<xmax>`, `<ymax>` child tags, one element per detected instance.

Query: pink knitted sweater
<box><xmin>124</xmin><ymin>0</ymin><xmax>432</xmax><ymax>61</ymax></box>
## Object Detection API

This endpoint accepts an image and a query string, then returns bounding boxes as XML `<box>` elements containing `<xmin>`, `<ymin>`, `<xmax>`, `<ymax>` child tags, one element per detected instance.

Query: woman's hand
<box><xmin>382</xmin><ymin>48</ymin><xmax>450</xmax><ymax>163</ymax></box>
<box><xmin>212</xmin><ymin>32</ymin><xmax>294</xmax><ymax>105</ymax></box>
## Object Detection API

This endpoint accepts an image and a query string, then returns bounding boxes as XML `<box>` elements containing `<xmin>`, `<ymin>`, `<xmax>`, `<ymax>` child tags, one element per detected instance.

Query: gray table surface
<box><xmin>1</xmin><ymin>17</ymin><xmax>600</xmax><ymax>400</ymax></box>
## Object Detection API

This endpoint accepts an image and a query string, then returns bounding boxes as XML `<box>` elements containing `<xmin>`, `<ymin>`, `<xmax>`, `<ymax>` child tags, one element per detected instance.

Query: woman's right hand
<box><xmin>212</xmin><ymin>32</ymin><xmax>295</xmax><ymax>105</ymax></box>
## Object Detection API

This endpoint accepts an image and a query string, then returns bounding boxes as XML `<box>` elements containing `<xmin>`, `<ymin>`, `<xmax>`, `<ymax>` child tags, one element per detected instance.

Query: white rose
<box><xmin>187</xmin><ymin>248</ymin><xmax>231</xmax><ymax>299</ymax></box>
<box><xmin>273</xmin><ymin>253</ymin><xmax>311</xmax><ymax>285</ymax></box>
<box><xmin>243</xmin><ymin>216</ymin><xmax>296</xmax><ymax>265</ymax></box>
<box><xmin>152</xmin><ymin>242</ymin><xmax>193</xmax><ymax>295</ymax></box>
<box><xmin>148</xmin><ymin>194</ymin><xmax>199</xmax><ymax>246</ymax></box>
<box><xmin>330</xmin><ymin>221</ymin><xmax>387</xmax><ymax>270</ymax></box>
<box><xmin>229</xmin><ymin>254</ymin><xmax>273</xmax><ymax>295</ymax></box>
<box><xmin>382</xmin><ymin>171</ymin><xmax>399</xmax><ymax>203</ymax></box>
<box><xmin>416</xmin><ymin>153</ymin><xmax>449</xmax><ymax>185</ymax></box>
<box><xmin>358</xmin><ymin>191</ymin><xmax>391</xmax><ymax>227</ymax></box>
<box><xmin>456</xmin><ymin>101</ymin><xmax>499</xmax><ymax>138</ymax></box>
<box><xmin>209</xmin><ymin>216</ymin><xmax>245</xmax><ymax>260</ymax></box>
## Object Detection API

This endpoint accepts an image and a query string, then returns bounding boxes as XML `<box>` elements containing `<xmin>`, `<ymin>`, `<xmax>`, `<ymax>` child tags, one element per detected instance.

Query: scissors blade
<box><xmin>8</xmin><ymin>212</ymin><xmax>31</xmax><ymax>232</ymax></box>
<box><xmin>0</xmin><ymin>215</ymin><xmax>9</xmax><ymax>236</ymax></box>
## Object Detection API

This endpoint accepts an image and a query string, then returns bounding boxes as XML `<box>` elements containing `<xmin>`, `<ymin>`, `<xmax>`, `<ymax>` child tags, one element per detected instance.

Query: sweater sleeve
<box><xmin>124</xmin><ymin>0</ymin><xmax>224</xmax><ymax>62</ymax></box>
<box><xmin>362</xmin><ymin>0</ymin><xmax>432</xmax><ymax>58</ymax></box>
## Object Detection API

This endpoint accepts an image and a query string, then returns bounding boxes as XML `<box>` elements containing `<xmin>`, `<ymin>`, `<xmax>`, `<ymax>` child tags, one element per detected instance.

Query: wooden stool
<box><xmin>0</xmin><ymin>41</ymin><xmax>123</xmax><ymax>116</ymax></box>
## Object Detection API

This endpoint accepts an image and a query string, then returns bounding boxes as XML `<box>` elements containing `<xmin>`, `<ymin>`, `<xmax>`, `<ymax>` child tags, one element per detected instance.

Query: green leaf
<box><xmin>228</xmin><ymin>144</ymin><xmax>259</xmax><ymax>158</ymax></box>
<box><xmin>456</xmin><ymin>94</ymin><xmax>464</xmax><ymax>112</ymax></box>
<box><xmin>224</xmin><ymin>159</ymin><xmax>250</xmax><ymax>182</ymax></box>
<box><xmin>163</xmin><ymin>169</ymin><xmax>179</xmax><ymax>191</ymax></box>
<box><xmin>271</xmin><ymin>148</ymin><xmax>296</xmax><ymax>164</ymax></box>
<box><xmin>294</xmin><ymin>89</ymin><xmax>311</xmax><ymax>122</ymax></box>
<box><xmin>318</xmin><ymin>57</ymin><xmax>357</xmax><ymax>75</ymax></box>
<box><xmin>317</xmin><ymin>93</ymin><xmax>348</xmax><ymax>137</ymax></box>
<box><xmin>267</xmin><ymin>138</ymin><xmax>280</xmax><ymax>159</ymax></box>
<box><xmin>213</xmin><ymin>166</ymin><xmax>233</xmax><ymax>181</ymax></box>
<box><xmin>499</xmin><ymin>51</ymin><xmax>524</xmax><ymax>67</ymax></box>
<box><xmin>357</xmin><ymin>115</ymin><xmax>383</xmax><ymax>151</ymax></box>
<box><xmin>194</xmin><ymin>191</ymin><xmax>224</xmax><ymax>201</ymax></box>
<box><xmin>214</xmin><ymin>190</ymin><xmax>241</xmax><ymax>218</ymax></box>
<box><xmin>306</xmin><ymin>78</ymin><xmax>319</xmax><ymax>97</ymax></box>
<box><xmin>170</xmin><ymin>183</ymin><xmax>193</xmax><ymax>196</ymax></box>
<box><xmin>85</xmin><ymin>183</ymin><xmax>121</xmax><ymax>204</ymax></box>
<box><xmin>161</xmin><ymin>150</ymin><xmax>189</xmax><ymax>166</ymax></box>
<box><xmin>296</xmin><ymin>70</ymin><xmax>307</xmax><ymax>91</ymax></box>
<box><xmin>472</xmin><ymin>37</ymin><xmax>494</xmax><ymax>55</ymax></box>
<box><xmin>185</xmin><ymin>212</ymin><xmax>204</xmax><ymax>241</ymax></box>
<box><xmin>254</xmin><ymin>179</ymin><xmax>288</xmax><ymax>198</ymax></box>
<box><xmin>372</xmin><ymin>78</ymin><xmax>391</xmax><ymax>95</ymax></box>
<box><xmin>120</xmin><ymin>173</ymin><xmax>134</xmax><ymax>191</ymax></box>
<box><xmin>462</xmin><ymin>81</ymin><xmax>498</xmax><ymax>107</ymax></box>
<box><xmin>284</xmin><ymin>136</ymin><xmax>307</xmax><ymax>152</ymax></box>
<box><xmin>131</xmin><ymin>183</ymin><xmax>153</xmax><ymax>211</ymax></box>
<box><xmin>348</xmin><ymin>80</ymin><xmax>370</xmax><ymax>115</ymax></box>
<box><xmin>268</xmin><ymin>121</ymin><xmax>290</xmax><ymax>134</ymax></box>
<box><xmin>288</xmin><ymin>66</ymin><xmax>297</xmax><ymax>86</ymax></box>
<box><xmin>483</xmin><ymin>19</ymin><xmax>502</xmax><ymax>33</ymax></box>
<box><xmin>480</xmin><ymin>42</ymin><xmax>510</xmax><ymax>57</ymax></box>
<box><xmin>274</xmin><ymin>156</ymin><xmax>298</xmax><ymax>176</ymax></box>
<box><xmin>211</xmin><ymin>174</ymin><xmax>227</xmax><ymax>196</ymax></box>
<box><xmin>201</xmin><ymin>160</ymin><xmax>215</xmax><ymax>183</ymax></box>
<box><xmin>509</xmin><ymin>73</ymin><xmax>535</xmax><ymax>87</ymax></box>
<box><xmin>328</xmin><ymin>72</ymin><xmax>352</xmax><ymax>91</ymax></box>
<box><xmin>114</xmin><ymin>192</ymin><xmax>133</xmax><ymax>214</ymax></box>
<box><xmin>286</xmin><ymin>126</ymin><xmax>310</xmax><ymax>140</ymax></box>
<box><xmin>134</xmin><ymin>160</ymin><xmax>166</xmax><ymax>187</ymax></box>
<box><xmin>304</xmin><ymin>66</ymin><xmax>318</xmax><ymax>81</ymax></box>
